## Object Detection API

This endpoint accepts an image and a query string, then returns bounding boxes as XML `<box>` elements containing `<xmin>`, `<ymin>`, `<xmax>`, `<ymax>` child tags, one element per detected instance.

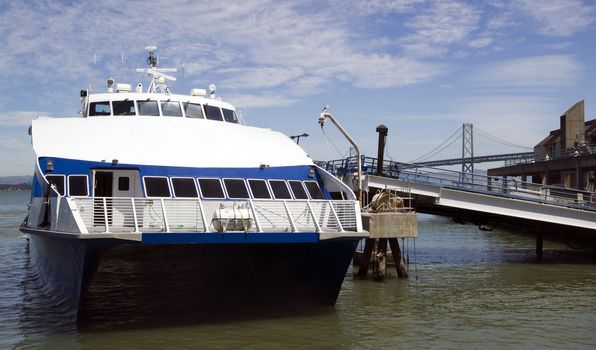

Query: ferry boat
<box><xmin>20</xmin><ymin>47</ymin><xmax>366</xmax><ymax>317</ymax></box>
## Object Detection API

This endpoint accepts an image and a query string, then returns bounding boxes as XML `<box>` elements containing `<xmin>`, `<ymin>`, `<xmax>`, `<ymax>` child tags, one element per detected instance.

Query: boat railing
<box><xmin>71</xmin><ymin>197</ymin><xmax>361</xmax><ymax>234</ymax></box>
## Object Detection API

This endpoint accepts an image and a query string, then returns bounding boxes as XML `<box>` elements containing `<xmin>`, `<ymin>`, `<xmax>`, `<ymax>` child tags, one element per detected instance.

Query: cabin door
<box><xmin>94</xmin><ymin>171</ymin><xmax>113</xmax><ymax>197</ymax></box>
<box><xmin>92</xmin><ymin>170</ymin><xmax>141</xmax><ymax>229</ymax></box>
<box><xmin>93</xmin><ymin>171</ymin><xmax>113</xmax><ymax>227</ymax></box>
<box><xmin>92</xmin><ymin>170</ymin><xmax>141</xmax><ymax>197</ymax></box>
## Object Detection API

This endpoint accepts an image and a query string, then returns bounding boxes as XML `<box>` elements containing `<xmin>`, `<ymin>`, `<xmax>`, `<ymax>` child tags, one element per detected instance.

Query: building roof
<box><xmin>535</xmin><ymin>118</ymin><xmax>594</xmax><ymax>148</ymax></box>
<box><xmin>535</xmin><ymin>130</ymin><xmax>560</xmax><ymax>148</ymax></box>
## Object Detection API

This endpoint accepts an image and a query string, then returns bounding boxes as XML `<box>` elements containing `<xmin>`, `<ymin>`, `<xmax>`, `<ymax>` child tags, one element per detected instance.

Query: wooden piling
<box><xmin>389</xmin><ymin>238</ymin><xmax>408</xmax><ymax>278</ymax></box>
<box><xmin>536</xmin><ymin>232</ymin><xmax>543</xmax><ymax>262</ymax></box>
<box><xmin>358</xmin><ymin>238</ymin><xmax>375</xmax><ymax>277</ymax></box>
<box><xmin>373</xmin><ymin>238</ymin><xmax>388</xmax><ymax>280</ymax></box>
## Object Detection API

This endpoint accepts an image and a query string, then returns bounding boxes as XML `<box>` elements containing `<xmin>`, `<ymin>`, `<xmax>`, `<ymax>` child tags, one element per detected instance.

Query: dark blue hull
<box><xmin>26</xmin><ymin>231</ymin><xmax>360</xmax><ymax>319</ymax></box>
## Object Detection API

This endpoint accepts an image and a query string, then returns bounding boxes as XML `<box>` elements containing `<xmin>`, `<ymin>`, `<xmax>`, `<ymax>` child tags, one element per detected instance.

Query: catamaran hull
<box><xmin>25</xmin><ymin>230</ymin><xmax>360</xmax><ymax>318</ymax></box>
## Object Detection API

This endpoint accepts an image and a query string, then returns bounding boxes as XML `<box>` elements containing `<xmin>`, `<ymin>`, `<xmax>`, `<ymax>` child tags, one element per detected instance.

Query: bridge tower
<box><xmin>461</xmin><ymin>123</ymin><xmax>474</xmax><ymax>183</ymax></box>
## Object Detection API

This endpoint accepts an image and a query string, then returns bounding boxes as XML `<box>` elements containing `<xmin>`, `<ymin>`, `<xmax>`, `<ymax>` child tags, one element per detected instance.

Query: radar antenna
<box><xmin>136</xmin><ymin>45</ymin><xmax>177</xmax><ymax>94</ymax></box>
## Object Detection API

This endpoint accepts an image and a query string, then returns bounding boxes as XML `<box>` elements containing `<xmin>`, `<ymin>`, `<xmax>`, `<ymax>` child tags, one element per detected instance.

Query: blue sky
<box><xmin>0</xmin><ymin>0</ymin><xmax>594</xmax><ymax>176</ymax></box>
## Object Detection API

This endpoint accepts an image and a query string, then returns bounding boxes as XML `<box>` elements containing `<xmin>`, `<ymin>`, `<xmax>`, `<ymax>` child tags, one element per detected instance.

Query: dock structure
<box><xmin>324</xmin><ymin>156</ymin><xmax>596</xmax><ymax>260</ymax></box>
<box><xmin>355</xmin><ymin>125</ymin><xmax>418</xmax><ymax>280</ymax></box>
<box><xmin>359</xmin><ymin>188</ymin><xmax>418</xmax><ymax>280</ymax></box>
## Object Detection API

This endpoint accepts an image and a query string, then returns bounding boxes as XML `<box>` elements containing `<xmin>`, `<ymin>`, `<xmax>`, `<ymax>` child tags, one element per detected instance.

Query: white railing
<box><xmin>71</xmin><ymin>197</ymin><xmax>361</xmax><ymax>234</ymax></box>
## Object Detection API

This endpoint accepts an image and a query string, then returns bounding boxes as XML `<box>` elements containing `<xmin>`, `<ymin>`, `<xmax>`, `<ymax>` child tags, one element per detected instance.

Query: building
<box><xmin>488</xmin><ymin>100</ymin><xmax>596</xmax><ymax>192</ymax></box>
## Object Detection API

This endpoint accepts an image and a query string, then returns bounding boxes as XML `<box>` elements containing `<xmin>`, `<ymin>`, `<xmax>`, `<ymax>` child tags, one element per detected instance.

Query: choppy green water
<box><xmin>1</xmin><ymin>190</ymin><xmax>595</xmax><ymax>349</ymax></box>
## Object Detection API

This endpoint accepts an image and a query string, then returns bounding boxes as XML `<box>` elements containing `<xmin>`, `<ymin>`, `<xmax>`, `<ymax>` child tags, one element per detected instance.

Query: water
<box><xmin>1</xmin><ymin>190</ymin><xmax>596</xmax><ymax>349</ymax></box>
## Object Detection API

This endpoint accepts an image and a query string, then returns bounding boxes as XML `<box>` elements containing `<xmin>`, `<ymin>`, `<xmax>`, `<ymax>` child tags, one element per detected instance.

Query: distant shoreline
<box><xmin>0</xmin><ymin>183</ymin><xmax>32</xmax><ymax>191</ymax></box>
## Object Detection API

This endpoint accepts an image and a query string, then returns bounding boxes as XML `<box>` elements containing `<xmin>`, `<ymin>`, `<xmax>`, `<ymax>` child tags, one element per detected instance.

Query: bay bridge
<box><xmin>409</xmin><ymin>123</ymin><xmax>534</xmax><ymax>171</ymax></box>
<box><xmin>321</xmin><ymin>122</ymin><xmax>596</xmax><ymax>258</ymax></box>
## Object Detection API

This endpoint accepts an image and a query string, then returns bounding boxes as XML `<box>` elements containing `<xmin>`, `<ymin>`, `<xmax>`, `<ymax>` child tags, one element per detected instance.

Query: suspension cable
<box><xmin>409</xmin><ymin>127</ymin><xmax>462</xmax><ymax>163</ymax></box>
<box><xmin>410</xmin><ymin>132</ymin><xmax>462</xmax><ymax>163</ymax></box>
<box><xmin>474</xmin><ymin>127</ymin><xmax>532</xmax><ymax>150</ymax></box>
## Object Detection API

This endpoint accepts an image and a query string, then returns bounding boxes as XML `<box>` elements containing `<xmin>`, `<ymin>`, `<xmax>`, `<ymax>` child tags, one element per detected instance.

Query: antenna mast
<box><xmin>120</xmin><ymin>50</ymin><xmax>125</xmax><ymax>83</ymax></box>
<box><xmin>92</xmin><ymin>53</ymin><xmax>97</xmax><ymax>93</ymax></box>
<box><xmin>136</xmin><ymin>46</ymin><xmax>177</xmax><ymax>94</ymax></box>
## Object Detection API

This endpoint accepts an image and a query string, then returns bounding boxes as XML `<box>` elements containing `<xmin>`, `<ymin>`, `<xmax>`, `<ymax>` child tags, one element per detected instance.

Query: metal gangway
<box><xmin>323</xmin><ymin>156</ymin><xmax>596</xmax><ymax>232</ymax></box>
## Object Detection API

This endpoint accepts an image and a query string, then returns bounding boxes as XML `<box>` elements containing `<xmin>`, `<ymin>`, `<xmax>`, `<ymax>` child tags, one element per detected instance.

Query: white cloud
<box><xmin>218</xmin><ymin>67</ymin><xmax>305</xmax><ymax>90</ymax></box>
<box><xmin>471</xmin><ymin>55</ymin><xmax>583</xmax><ymax>88</ymax></box>
<box><xmin>0</xmin><ymin>111</ymin><xmax>47</xmax><ymax>126</ymax></box>
<box><xmin>545</xmin><ymin>42</ymin><xmax>573</xmax><ymax>50</ymax></box>
<box><xmin>337</xmin><ymin>0</ymin><xmax>427</xmax><ymax>15</ymax></box>
<box><xmin>226</xmin><ymin>94</ymin><xmax>298</xmax><ymax>109</ymax></box>
<box><xmin>402</xmin><ymin>0</ymin><xmax>481</xmax><ymax>56</ymax></box>
<box><xmin>468</xmin><ymin>36</ymin><xmax>493</xmax><ymax>48</ymax></box>
<box><xmin>345</xmin><ymin>54</ymin><xmax>444</xmax><ymax>88</ymax></box>
<box><xmin>513</xmin><ymin>0</ymin><xmax>594</xmax><ymax>37</ymax></box>
<box><xmin>0</xmin><ymin>0</ymin><xmax>443</xmax><ymax>111</ymax></box>
<box><xmin>486</xmin><ymin>13</ymin><xmax>518</xmax><ymax>30</ymax></box>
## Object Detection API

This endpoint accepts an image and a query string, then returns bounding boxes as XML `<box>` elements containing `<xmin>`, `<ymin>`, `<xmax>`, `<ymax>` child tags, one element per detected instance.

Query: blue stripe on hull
<box><xmin>37</xmin><ymin>157</ymin><xmax>313</xmax><ymax>180</ymax></box>
<box><xmin>33</xmin><ymin>156</ymin><xmax>327</xmax><ymax>198</ymax></box>
<box><xmin>141</xmin><ymin>232</ymin><xmax>319</xmax><ymax>244</ymax></box>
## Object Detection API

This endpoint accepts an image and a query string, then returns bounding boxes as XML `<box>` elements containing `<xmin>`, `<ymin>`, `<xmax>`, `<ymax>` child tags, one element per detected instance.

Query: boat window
<box><xmin>112</xmin><ymin>100</ymin><xmax>136</xmax><ymax>116</ymax></box>
<box><xmin>137</xmin><ymin>100</ymin><xmax>160</xmax><ymax>116</ymax></box>
<box><xmin>172</xmin><ymin>178</ymin><xmax>198</xmax><ymax>198</ymax></box>
<box><xmin>46</xmin><ymin>175</ymin><xmax>65</xmax><ymax>195</ymax></box>
<box><xmin>198</xmin><ymin>178</ymin><xmax>225</xmax><ymax>199</ymax></box>
<box><xmin>223</xmin><ymin>179</ymin><xmax>249</xmax><ymax>199</ymax></box>
<box><xmin>269</xmin><ymin>180</ymin><xmax>292</xmax><ymax>199</ymax></box>
<box><xmin>68</xmin><ymin>175</ymin><xmax>88</xmax><ymax>197</ymax></box>
<box><xmin>204</xmin><ymin>105</ymin><xmax>223</xmax><ymax>121</ymax></box>
<box><xmin>305</xmin><ymin>181</ymin><xmax>324</xmax><ymax>199</ymax></box>
<box><xmin>89</xmin><ymin>101</ymin><xmax>111</xmax><ymax>116</ymax></box>
<box><xmin>288</xmin><ymin>181</ymin><xmax>308</xmax><ymax>200</ymax></box>
<box><xmin>161</xmin><ymin>101</ymin><xmax>183</xmax><ymax>117</ymax></box>
<box><xmin>222</xmin><ymin>108</ymin><xmax>238</xmax><ymax>123</ymax></box>
<box><xmin>143</xmin><ymin>176</ymin><xmax>171</xmax><ymax>197</ymax></box>
<box><xmin>184</xmin><ymin>102</ymin><xmax>204</xmax><ymax>119</ymax></box>
<box><xmin>118</xmin><ymin>177</ymin><xmax>129</xmax><ymax>191</ymax></box>
<box><xmin>248</xmin><ymin>179</ymin><xmax>271</xmax><ymax>199</ymax></box>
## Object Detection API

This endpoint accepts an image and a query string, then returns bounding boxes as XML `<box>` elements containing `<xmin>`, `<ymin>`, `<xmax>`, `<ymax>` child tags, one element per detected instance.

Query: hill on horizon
<box><xmin>0</xmin><ymin>176</ymin><xmax>32</xmax><ymax>185</ymax></box>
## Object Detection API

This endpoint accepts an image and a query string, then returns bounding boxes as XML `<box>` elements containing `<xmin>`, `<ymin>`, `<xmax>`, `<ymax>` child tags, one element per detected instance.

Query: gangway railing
<box><xmin>534</xmin><ymin>143</ymin><xmax>595</xmax><ymax>161</ymax></box>
<box><xmin>71</xmin><ymin>197</ymin><xmax>360</xmax><ymax>234</ymax></box>
<box><xmin>323</xmin><ymin>156</ymin><xmax>596</xmax><ymax>212</ymax></box>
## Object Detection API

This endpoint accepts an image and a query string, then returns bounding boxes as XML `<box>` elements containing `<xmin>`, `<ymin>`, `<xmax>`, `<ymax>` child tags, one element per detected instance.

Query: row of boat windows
<box><xmin>45</xmin><ymin>175</ymin><xmax>325</xmax><ymax>200</ymax></box>
<box><xmin>144</xmin><ymin>177</ymin><xmax>324</xmax><ymax>200</ymax></box>
<box><xmin>88</xmin><ymin>100</ymin><xmax>239</xmax><ymax>123</ymax></box>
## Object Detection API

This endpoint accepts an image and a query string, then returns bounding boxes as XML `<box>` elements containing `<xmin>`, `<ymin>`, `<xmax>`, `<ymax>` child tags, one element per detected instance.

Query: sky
<box><xmin>0</xmin><ymin>0</ymin><xmax>594</xmax><ymax>176</ymax></box>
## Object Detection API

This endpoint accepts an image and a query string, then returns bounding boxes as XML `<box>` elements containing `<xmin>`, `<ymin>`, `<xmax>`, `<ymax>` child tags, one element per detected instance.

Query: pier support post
<box><xmin>358</xmin><ymin>238</ymin><xmax>375</xmax><ymax>277</ymax></box>
<box><xmin>536</xmin><ymin>232</ymin><xmax>543</xmax><ymax>263</ymax></box>
<box><xmin>373</xmin><ymin>238</ymin><xmax>388</xmax><ymax>281</ymax></box>
<box><xmin>576</xmin><ymin>159</ymin><xmax>584</xmax><ymax>191</ymax></box>
<box><xmin>389</xmin><ymin>238</ymin><xmax>408</xmax><ymax>278</ymax></box>
<box><xmin>521</xmin><ymin>174</ymin><xmax>527</xmax><ymax>190</ymax></box>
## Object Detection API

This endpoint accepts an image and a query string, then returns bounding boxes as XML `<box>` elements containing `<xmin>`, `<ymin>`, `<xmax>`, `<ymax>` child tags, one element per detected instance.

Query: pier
<box><xmin>325</xmin><ymin>156</ymin><xmax>596</xmax><ymax>259</ymax></box>
<box><xmin>323</xmin><ymin>101</ymin><xmax>596</xmax><ymax>262</ymax></box>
